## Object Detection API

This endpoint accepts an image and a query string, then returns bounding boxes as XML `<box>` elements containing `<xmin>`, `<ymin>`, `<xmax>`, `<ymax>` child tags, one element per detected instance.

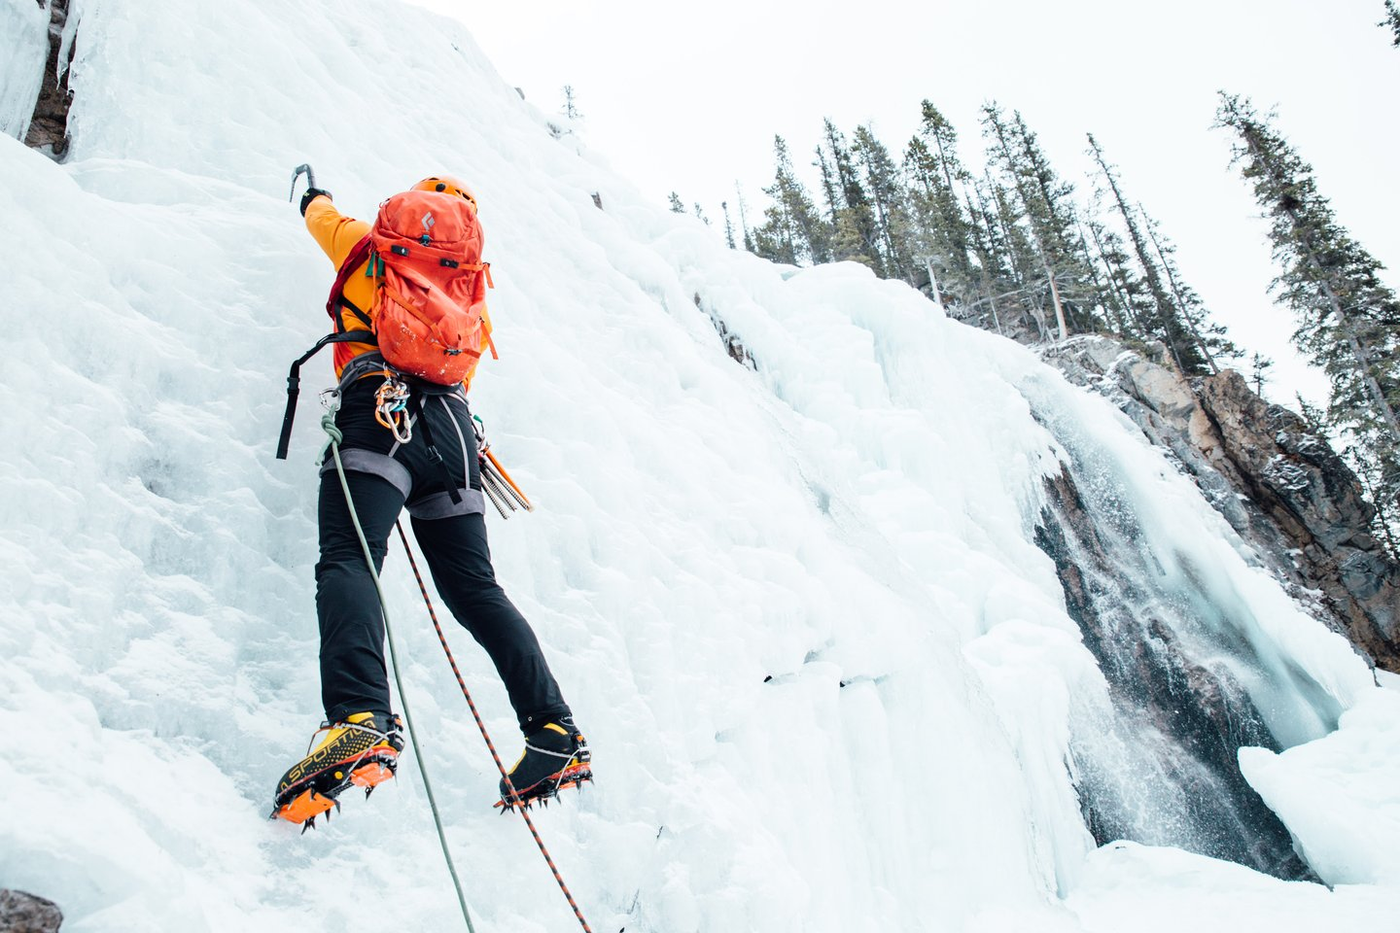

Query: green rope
<box><xmin>322</xmin><ymin>412</ymin><xmax>477</xmax><ymax>932</ymax></box>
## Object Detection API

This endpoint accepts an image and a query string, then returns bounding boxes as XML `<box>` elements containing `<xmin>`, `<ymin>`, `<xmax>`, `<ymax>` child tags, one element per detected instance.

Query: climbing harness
<box><xmin>374</xmin><ymin>370</ymin><xmax>413</xmax><ymax>443</ymax></box>
<box><xmin>321</xmin><ymin>406</ymin><xmax>592</xmax><ymax>933</ymax></box>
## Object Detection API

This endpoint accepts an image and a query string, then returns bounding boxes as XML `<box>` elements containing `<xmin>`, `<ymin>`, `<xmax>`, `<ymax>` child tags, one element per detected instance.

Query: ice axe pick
<box><xmin>289</xmin><ymin>163</ymin><xmax>318</xmax><ymax>203</ymax></box>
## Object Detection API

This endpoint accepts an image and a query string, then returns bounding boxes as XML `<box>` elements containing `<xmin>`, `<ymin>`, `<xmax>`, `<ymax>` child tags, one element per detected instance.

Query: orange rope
<box><xmin>394</xmin><ymin>522</ymin><xmax>593</xmax><ymax>933</ymax></box>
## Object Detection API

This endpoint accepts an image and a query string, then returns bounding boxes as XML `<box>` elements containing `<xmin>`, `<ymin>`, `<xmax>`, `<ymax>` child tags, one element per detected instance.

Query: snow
<box><xmin>1240</xmin><ymin>678</ymin><xmax>1400</xmax><ymax>887</ymax></box>
<box><xmin>1066</xmin><ymin>841</ymin><xmax>1391</xmax><ymax>933</ymax></box>
<box><xmin>1</xmin><ymin>0</ymin><xmax>1397</xmax><ymax>930</ymax></box>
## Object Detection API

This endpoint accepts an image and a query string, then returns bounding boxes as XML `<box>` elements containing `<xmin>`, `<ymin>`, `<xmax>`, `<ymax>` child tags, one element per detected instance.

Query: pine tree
<box><xmin>1250</xmin><ymin>353</ymin><xmax>1275</xmax><ymax>396</ymax></box>
<box><xmin>1356</xmin><ymin>446</ymin><xmax>1400</xmax><ymax>553</ymax></box>
<box><xmin>1140</xmin><ymin>207</ymin><xmax>1239</xmax><ymax>371</ymax></box>
<box><xmin>814</xmin><ymin>145</ymin><xmax>842</xmax><ymax>228</ymax></box>
<box><xmin>1087</xmin><ymin>133</ymin><xmax>1210</xmax><ymax>373</ymax></box>
<box><xmin>853</xmin><ymin>125</ymin><xmax>914</xmax><ymax>281</ymax></box>
<box><xmin>734</xmin><ymin>183</ymin><xmax>756</xmax><ymax>253</ymax></box>
<box><xmin>904</xmin><ymin>101</ymin><xmax>978</xmax><ymax>307</ymax></box>
<box><xmin>982</xmin><ymin>104</ymin><xmax>1078</xmax><ymax>339</ymax></box>
<box><xmin>668</xmin><ymin>192</ymin><xmax>685</xmax><ymax>214</ymax></box>
<box><xmin>753</xmin><ymin>135</ymin><xmax>830</xmax><ymax>265</ymax></box>
<box><xmin>821</xmin><ymin>120</ymin><xmax>883</xmax><ymax>273</ymax></box>
<box><xmin>1085</xmin><ymin>214</ymin><xmax>1152</xmax><ymax>340</ymax></box>
<box><xmin>919</xmin><ymin>102</ymin><xmax>963</xmax><ymax>196</ymax></box>
<box><xmin>562</xmin><ymin>85</ymin><xmax>582</xmax><ymax>120</ymax></box>
<box><xmin>1217</xmin><ymin>92</ymin><xmax>1400</xmax><ymax>526</ymax></box>
<box><xmin>1010</xmin><ymin>115</ymin><xmax>1081</xmax><ymax>262</ymax></box>
<box><xmin>721</xmin><ymin>201</ymin><xmax>737</xmax><ymax>249</ymax></box>
<box><xmin>984</xmin><ymin>169</ymin><xmax>1054</xmax><ymax>341</ymax></box>
<box><xmin>1295</xmin><ymin>393</ymin><xmax>1328</xmax><ymax>435</ymax></box>
<box><xmin>1384</xmin><ymin>1</ymin><xmax>1400</xmax><ymax>46</ymax></box>
<box><xmin>1073</xmin><ymin>218</ymin><xmax>1128</xmax><ymax>336</ymax></box>
<box><xmin>693</xmin><ymin>203</ymin><xmax>711</xmax><ymax>225</ymax></box>
<box><xmin>1012</xmin><ymin>113</ymin><xmax>1106</xmax><ymax>335</ymax></box>
<box><xmin>751</xmin><ymin>218</ymin><xmax>792</xmax><ymax>265</ymax></box>
<box><xmin>904</xmin><ymin>138</ymin><xmax>955</xmax><ymax>304</ymax></box>
<box><xmin>963</xmin><ymin>180</ymin><xmax>1017</xmax><ymax>334</ymax></box>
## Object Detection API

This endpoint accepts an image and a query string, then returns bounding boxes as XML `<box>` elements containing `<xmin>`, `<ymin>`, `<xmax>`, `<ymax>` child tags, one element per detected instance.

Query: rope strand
<box><xmin>395</xmin><ymin>521</ymin><xmax>594</xmax><ymax>933</ymax></box>
<box><xmin>325</xmin><ymin>419</ymin><xmax>477</xmax><ymax>932</ymax></box>
<box><xmin>323</xmin><ymin>407</ymin><xmax>592</xmax><ymax>932</ymax></box>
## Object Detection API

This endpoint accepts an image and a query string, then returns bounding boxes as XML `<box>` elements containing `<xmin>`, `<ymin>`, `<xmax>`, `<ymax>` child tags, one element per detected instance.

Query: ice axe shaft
<box><xmin>289</xmin><ymin>163</ymin><xmax>317</xmax><ymax>203</ymax></box>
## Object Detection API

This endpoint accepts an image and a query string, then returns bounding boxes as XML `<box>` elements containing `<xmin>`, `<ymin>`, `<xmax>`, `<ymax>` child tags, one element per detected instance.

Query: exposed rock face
<box><xmin>1035</xmin><ymin>467</ymin><xmax>1312</xmax><ymax>880</ymax></box>
<box><xmin>23</xmin><ymin>0</ymin><xmax>77</xmax><ymax>159</ymax></box>
<box><xmin>1198</xmin><ymin>370</ymin><xmax>1400</xmax><ymax>669</ymax></box>
<box><xmin>695</xmin><ymin>294</ymin><xmax>755</xmax><ymax>370</ymax></box>
<box><xmin>0</xmin><ymin>889</ymin><xmax>63</xmax><ymax>933</ymax></box>
<box><xmin>1044</xmin><ymin>335</ymin><xmax>1400</xmax><ymax>672</ymax></box>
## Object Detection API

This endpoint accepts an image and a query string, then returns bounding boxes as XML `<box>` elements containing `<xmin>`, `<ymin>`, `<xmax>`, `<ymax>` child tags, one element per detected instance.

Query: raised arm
<box><xmin>304</xmin><ymin>194</ymin><xmax>371</xmax><ymax>268</ymax></box>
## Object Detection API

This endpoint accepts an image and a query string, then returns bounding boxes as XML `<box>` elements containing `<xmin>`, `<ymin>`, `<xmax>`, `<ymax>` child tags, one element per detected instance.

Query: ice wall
<box><xmin>0</xmin><ymin>1</ymin><xmax>1392</xmax><ymax>931</ymax></box>
<box><xmin>0</xmin><ymin>0</ymin><xmax>49</xmax><ymax>139</ymax></box>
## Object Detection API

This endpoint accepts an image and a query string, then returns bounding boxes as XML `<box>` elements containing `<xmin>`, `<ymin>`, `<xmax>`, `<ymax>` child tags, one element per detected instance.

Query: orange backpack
<box><xmin>331</xmin><ymin>189</ymin><xmax>496</xmax><ymax>385</ymax></box>
<box><xmin>276</xmin><ymin>190</ymin><xmax>496</xmax><ymax>460</ymax></box>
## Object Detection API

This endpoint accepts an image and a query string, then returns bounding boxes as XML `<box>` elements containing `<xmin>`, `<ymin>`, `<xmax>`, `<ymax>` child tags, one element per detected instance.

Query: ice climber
<box><xmin>271</xmin><ymin>176</ymin><xmax>590</xmax><ymax>828</ymax></box>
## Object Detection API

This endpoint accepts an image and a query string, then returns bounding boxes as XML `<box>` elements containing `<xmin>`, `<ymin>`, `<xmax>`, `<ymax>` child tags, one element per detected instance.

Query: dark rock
<box><xmin>23</xmin><ymin>0</ymin><xmax>76</xmax><ymax>159</ymax></box>
<box><xmin>0</xmin><ymin>889</ymin><xmax>63</xmax><ymax>933</ymax></box>
<box><xmin>1034</xmin><ymin>467</ymin><xmax>1313</xmax><ymax>880</ymax></box>
<box><xmin>1198</xmin><ymin>370</ymin><xmax>1400</xmax><ymax>670</ymax></box>
<box><xmin>694</xmin><ymin>293</ymin><xmax>755</xmax><ymax>370</ymax></box>
<box><xmin>1044</xmin><ymin>336</ymin><xmax>1399</xmax><ymax>673</ymax></box>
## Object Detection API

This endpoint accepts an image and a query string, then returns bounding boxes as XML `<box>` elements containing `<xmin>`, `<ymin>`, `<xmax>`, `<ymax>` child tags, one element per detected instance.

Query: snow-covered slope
<box><xmin>2</xmin><ymin>1</ymin><xmax>1396</xmax><ymax>930</ymax></box>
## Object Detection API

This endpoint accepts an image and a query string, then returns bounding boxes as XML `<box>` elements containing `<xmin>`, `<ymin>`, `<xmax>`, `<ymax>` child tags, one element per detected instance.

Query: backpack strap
<box><xmin>325</xmin><ymin>234</ymin><xmax>376</xmax><ymax>328</ymax></box>
<box><xmin>338</xmin><ymin>295</ymin><xmax>374</xmax><ymax>331</ymax></box>
<box><xmin>276</xmin><ymin>330</ymin><xmax>377</xmax><ymax>460</ymax></box>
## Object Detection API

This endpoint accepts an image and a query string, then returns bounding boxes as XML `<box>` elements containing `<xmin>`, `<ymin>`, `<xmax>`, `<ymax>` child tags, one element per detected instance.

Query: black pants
<box><xmin>315</xmin><ymin>372</ymin><xmax>571</xmax><ymax>735</ymax></box>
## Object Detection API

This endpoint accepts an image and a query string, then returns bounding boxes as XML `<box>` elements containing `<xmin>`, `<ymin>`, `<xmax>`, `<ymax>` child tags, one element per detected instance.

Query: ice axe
<box><xmin>288</xmin><ymin>163</ymin><xmax>317</xmax><ymax>203</ymax></box>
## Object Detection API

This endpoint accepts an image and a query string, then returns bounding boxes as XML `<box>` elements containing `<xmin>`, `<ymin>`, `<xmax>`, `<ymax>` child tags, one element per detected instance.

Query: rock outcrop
<box><xmin>0</xmin><ymin>889</ymin><xmax>63</xmax><ymax>933</ymax></box>
<box><xmin>1034</xmin><ymin>466</ymin><xmax>1312</xmax><ymax>880</ymax></box>
<box><xmin>23</xmin><ymin>0</ymin><xmax>77</xmax><ymax>159</ymax></box>
<box><xmin>1044</xmin><ymin>335</ymin><xmax>1399</xmax><ymax>673</ymax></box>
<box><xmin>1197</xmin><ymin>370</ymin><xmax>1400</xmax><ymax>669</ymax></box>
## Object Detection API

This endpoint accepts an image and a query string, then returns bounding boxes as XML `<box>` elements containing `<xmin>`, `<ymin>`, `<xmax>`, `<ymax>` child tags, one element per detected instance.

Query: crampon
<box><xmin>495</xmin><ymin>756</ymin><xmax>593</xmax><ymax>812</ymax></box>
<box><xmin>270</xmin><ymin>714</ymin><xmax>404</xmax><ymax>832</ymax></box>
<box><xmin>271</xmin><ymin>750</ymin><xmax>400</xmax><ymax>831</ymax></box>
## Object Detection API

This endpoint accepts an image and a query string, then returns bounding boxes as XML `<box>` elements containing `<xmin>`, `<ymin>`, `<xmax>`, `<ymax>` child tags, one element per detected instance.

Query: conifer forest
<box><xmin>670</xmin><ymin>23</ymin><xmax>1400</xmax><ymax>553</ymax></box>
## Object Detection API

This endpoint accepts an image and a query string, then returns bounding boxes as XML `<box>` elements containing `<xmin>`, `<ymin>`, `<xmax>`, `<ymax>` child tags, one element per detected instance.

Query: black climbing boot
<box><xmin>497</xmin><ymin>720</ymin><xmax>591</xmax><ymax>810</ymax></box>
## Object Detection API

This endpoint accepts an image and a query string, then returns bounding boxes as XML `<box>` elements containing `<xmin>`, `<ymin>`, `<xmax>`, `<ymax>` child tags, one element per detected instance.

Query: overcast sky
<box><xmin>412</xmin><ymin>0</ymin><xmax>1398</xmax><ymax>406</ymax></box>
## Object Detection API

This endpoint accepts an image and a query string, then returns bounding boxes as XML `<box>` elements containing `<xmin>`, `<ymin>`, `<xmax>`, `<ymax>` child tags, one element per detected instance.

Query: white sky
<box><xmin>412</xmin><ymin>0</ymin><xmax>1399</xmax><ymax>406</ymax></box>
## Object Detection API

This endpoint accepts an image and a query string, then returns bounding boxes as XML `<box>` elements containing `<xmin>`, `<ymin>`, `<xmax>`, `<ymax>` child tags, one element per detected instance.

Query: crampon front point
<box><xmin>271</xmin><ymin>713</ymin><xmax>405</xmax><ymax>832</ymax></box>
<box><xmin>495</xmin><ymin>758</ymin><xmax>593</xmax><ymax>812</ymax></box>
<box><xmin>271</xmin><ymin>749</ymin><xmax>400</xmax><ymax>832</ymax></box>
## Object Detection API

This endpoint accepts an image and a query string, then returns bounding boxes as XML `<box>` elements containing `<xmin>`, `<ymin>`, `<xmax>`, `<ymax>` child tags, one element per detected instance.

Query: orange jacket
<box><xmin>305</xmin><ymin>194</ymin><xmax>377</xmax><ymax>376</ymax></box>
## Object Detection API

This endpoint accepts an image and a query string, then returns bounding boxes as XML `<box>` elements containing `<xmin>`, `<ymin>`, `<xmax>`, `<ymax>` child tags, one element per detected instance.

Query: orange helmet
<box><xmin>412</xmin><ymin>175</ymin><xmax>478</xmax><ymax>210</ymax></box>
